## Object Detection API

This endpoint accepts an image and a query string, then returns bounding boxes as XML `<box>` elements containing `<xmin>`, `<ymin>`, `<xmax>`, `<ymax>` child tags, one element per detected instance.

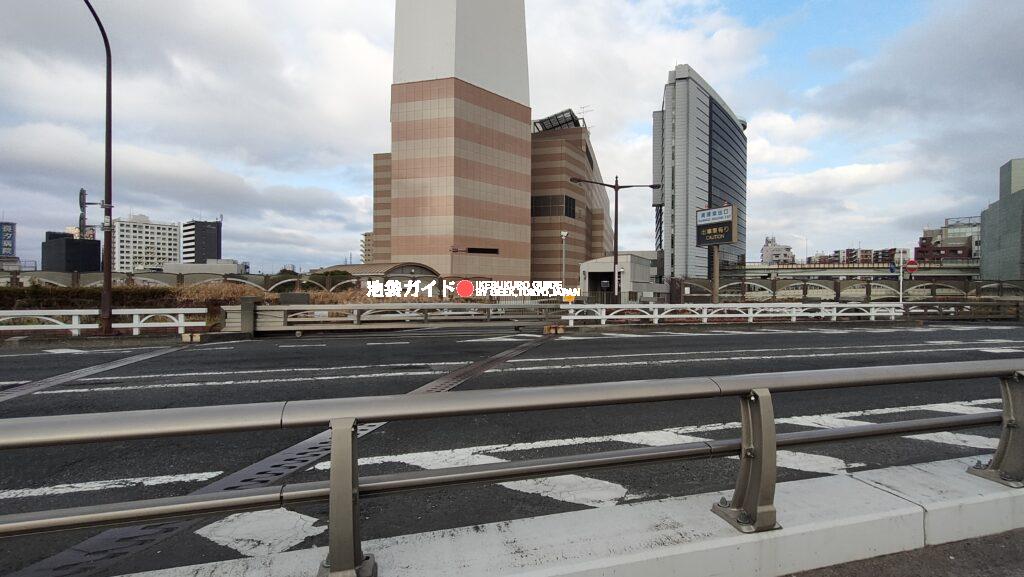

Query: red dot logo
<box><xmin>455</xmin><ymin>279</ymin><xmax>475</xmax><ymax>298</ymax></box>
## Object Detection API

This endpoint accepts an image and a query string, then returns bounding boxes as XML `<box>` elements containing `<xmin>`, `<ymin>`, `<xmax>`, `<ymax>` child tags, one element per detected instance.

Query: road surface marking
<box><xmin>40</xmin><ymin>345</ymin><xmax>1020</xmax><ymax>395</ymax></box>
<box><xmin>36</xmin><ymin>369</ymin><xmax>447</xmax><ymax>394</ymax></box>
<box><xmin>78</xmin><ymin>361</ymin><xmax>471</xmax><ymax>382</ymax></box>
<box><xmin>195</xmin><ymin>510</ymin><xmax>325</xmax><ymax>557</ymax></box>
<box><xmin>0</xmin><ymin>472</ymin><xmax>222</xmax><ymax>499</ymax></box>
<box><xmin>43</xmin><ymin>348</ymin><xmax>86</xmax><ymax>354</ymax></box>
<box><xmin>904</xmin><ymin>432</ymin><xmax>1001</xmax><ymax>449</ymax></box>
<box><xmin>366</xmin><ymin>341</ymin><xmax>411</xmax><ymax>346</ymax></box>
<box><xmin>458</xmin><ymin>334</ymin><xmax>543</xmax><ymax>342</ymax></box>
<box><xmin>507</xmin><ymin>340</ymin><xmax>1024</xmax><ymax>364</ymax></box>
<box><xmin>978</xmin><ymin>348</ymin><xmax>1024</xmax><ymax>354</ymax></box>
<box><xmin>278</xmin><ymin>344</ymin><xmax>326</xmax><ymax>348</ymax></box>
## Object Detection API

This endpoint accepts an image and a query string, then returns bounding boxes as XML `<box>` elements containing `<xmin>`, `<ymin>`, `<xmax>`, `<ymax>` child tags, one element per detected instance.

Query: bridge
<box><xmin>1</xmin><ymin>319</ymin><xmax>1023</xmax><ymax>576</ymax></box>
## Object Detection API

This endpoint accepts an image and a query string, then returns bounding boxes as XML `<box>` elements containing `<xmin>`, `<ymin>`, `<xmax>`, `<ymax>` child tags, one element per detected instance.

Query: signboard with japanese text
<box><xmin>0</xmin><ymin>222</ymin><xmax>15</xmax><ymax>257</ymax></box>
<box><xmin>695</xmin><ymin>207</ymin><xmax>737</xmax><ymax>246</ymax></box>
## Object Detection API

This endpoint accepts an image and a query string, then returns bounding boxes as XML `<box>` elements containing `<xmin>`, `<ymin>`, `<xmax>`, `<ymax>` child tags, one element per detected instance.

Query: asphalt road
<box><xmin>0</xmin><ymin>322</ymin><xmax>1021</xmax><ymax>576</ymax></box>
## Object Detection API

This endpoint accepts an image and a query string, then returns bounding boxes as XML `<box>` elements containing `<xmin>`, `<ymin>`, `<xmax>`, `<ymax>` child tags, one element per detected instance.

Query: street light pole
<box><xmin>83</xmin><ymin>0</ymin><xmax>114</xmax><ymax>335</ymax></box>
<box><xmin>570</xmin><ymin>176</ymin><xmax>661</xmax><ymax>303</ymax></box>
<box><xmin>560</xmin><ymin>231</ymin><xmax>569</xmax><ymax>287</ymax></box>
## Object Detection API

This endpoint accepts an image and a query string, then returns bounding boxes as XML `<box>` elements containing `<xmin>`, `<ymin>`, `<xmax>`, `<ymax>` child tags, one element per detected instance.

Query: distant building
<box><xmin>65</xmin><ymin>225</ymin><xmax>97</xmax><ymax>240</ymax></box>
<box><xmin>161</xmin><ymin>259</ymin><xmax>248</xmax><ymax>275</ymax></box>
<box><xmin>181</xmin><ymin>220</ymin><xmax>222</xmax><ymax>264</ymax></box>
<box><xmin>113</xmin><ymin>214</ymin><xmax>180</xmax><ymax>273</ymax></box>
<box><xmin>361</xmin><ymin>232</ymin><xmax>374</xmax><ymax>264</ymax></box>
<box><xmin>982</xmin><ymin>159</ymin><xmax>1024</xmax><ymax>279</ymax></box>
<box><xmin>654</xmin><ymin>64</ymin><xmax>747</xmax><ymax>280</ymax></box>
<box><xmin>916</xmin><ymin>217</ymin><xmax>980</xmax><ymax>262</ymax></box>
<box><xmin>41</xmin><ymin>232</ymin><xmax>100</xmax><ymax>272</ymax></box>
<box><xmin>760</xmin><ymin>237</ymin><xmax>795</xmax><ymax>265</ymax></box>
<box><xmin>805</xmin><ymin>247</ymin><xmax>906</xmax><ymax>265</ymax></box>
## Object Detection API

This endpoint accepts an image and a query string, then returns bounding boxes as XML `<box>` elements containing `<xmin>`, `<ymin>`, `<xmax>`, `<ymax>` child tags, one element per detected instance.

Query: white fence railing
<box><xmin>559</xmin><ymin>303</ymin><xmax>905</xmax><ymax>327</ymax></box>
<box><xmin>0</xmin><ymin>308</ymin><xmax>208</xmax><ymax>336</ymax></box>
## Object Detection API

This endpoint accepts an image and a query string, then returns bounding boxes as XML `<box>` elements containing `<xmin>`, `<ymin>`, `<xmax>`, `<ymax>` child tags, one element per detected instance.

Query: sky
<box><xmin>1</xmin><ymin>0</ymin><xmax>1022</xmax><ymax>272</ymax></box>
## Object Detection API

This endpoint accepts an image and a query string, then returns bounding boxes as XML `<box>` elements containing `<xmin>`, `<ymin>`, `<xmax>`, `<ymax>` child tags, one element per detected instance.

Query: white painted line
<box><xmin>0</xmin><ymin>380</ymin><xmax>30</xmax><ymax>386</ymax></box>
<box><xmin>366</xmin><ymin>341</ymin><xmax>411</xmax><ymax>346</ymax></box>
<box><xmin>278</xmin><ymin>344</ymin><xmax>327</xmax><ymax>349</ymax></box>
<box><xmin>0</xmin><ymin>472</ymin><xmax>222</xmax><ymax>499</ymax></box>
<box><xmin>904</xmin><ymin>432</ymin><xmax>1000</xmax><ymax>449</ymax></box>
<box><xmin>187</xmin><ymin>346</ymin><xmax>235</xmax><ymax>352</ymax></box>
<box><xmin>43</xmin><ymin>348</ymin><xmax>86</xmax><ymax>354</ymax></box>
<box><xmin>978</xmin><ymin>348</ymin><xmax>1024</xmax><ymax>354</ymax></box>
<box><xmin>195</xmin><ymin>509</ymin><xmax>325</xmax><ymax>557</ymax></box>
<box><xmin>38</xmin><ymin>370</ymin><xmax>446</xmax><ymax>395</ymax></box>
<box><xmin>78</xmin><ymin>361</ymin><xmax>470</xmax><ymax>382</ymax></box>
<box><xmin>507</xmin><ymin>340</ymin><xmax>1024</xmax><ymax>365</ymax></box>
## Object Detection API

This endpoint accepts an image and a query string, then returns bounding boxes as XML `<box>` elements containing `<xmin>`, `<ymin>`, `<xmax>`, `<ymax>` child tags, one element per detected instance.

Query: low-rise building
<box><xmin>916</xmin><ymin>217</ymin><xmax>980</xmax><ymax>262</ymax></box>
<box><xmin>579</xmin><ymin>251</ymin><xmax>667</xmax><ymax>303</ymax></box>
<box><xmin>760</xmin><ymin>237</ymin><xmax>795</xmax><ymax>265</ymax></box>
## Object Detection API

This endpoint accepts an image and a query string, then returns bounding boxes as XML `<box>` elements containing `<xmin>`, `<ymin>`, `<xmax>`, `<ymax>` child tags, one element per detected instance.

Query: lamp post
<box><xmin>570</xmin><ymin>176</ymin><xmax>661</xmax><ymax>303</ymax></box>
<box><xmin>83</xmin><ymin>0</ymin><xmax>114</xmax><ymax>335</ymax></box>
<box><xmin>560</xmin><ymin>231</ymin><xmax>569</xmax><ymax>288</ymax></box>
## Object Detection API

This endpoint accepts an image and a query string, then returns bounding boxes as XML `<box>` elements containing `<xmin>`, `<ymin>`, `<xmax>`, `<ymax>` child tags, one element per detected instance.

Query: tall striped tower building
<box><xmin>373</xmin><ymin>0</ymin><xmax>532</xmax><ymax>280</ymax></box>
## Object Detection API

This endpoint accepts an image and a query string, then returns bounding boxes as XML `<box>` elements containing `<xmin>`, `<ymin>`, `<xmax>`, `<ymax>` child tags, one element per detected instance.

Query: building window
<box><xmin>565</xmin><ymin>196</ymin><xmax>576</xmax><ymax>219</ymax></box>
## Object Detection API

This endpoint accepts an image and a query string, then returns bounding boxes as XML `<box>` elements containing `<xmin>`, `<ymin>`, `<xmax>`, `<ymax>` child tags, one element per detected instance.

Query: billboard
<box><xmin>0</xmin><ymin>222</ymin><xmax>14</xmax><ymax>257</ymax></box>
<box><xmin>695</xmin><ymin>206</ymin><xmax>737</xmax><ymax>246</ymax></box>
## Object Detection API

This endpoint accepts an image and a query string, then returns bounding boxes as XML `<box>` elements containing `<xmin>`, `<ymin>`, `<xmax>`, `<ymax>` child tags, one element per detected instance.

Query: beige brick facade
<box><xmin>530</xmin><ymin>126</ymin><xmax>612</xmax><ymax>287</ymax></box>
<box><xmin>386</xmin><ymin>78</ymin><xmax>533</xmax><ymax>280</ymax></box>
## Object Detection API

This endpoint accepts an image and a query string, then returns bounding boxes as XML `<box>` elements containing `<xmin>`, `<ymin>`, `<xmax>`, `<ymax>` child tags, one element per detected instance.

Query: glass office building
<box><xmin>653</xmin><ymin>64</ymin><xmax>747</xmax><ymax>279</ymax></box>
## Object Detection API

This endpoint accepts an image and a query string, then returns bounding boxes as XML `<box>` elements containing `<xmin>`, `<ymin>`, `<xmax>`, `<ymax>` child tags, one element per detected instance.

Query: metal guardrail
<box><xmin>0</xmin><ymin>308</ymin><xmax>207</xmax><ymax>336</ymax></box>
<box><xmin>905</xmin><ymin>301</ymin><xmax>1021</xmax><ymax>321</ymax></box>
<box><xmin>222</xmin><ymin>302</ymin><xmax>564</xmax><ymax>334</ymax></box>
<box><xmin>0</xmin><ymin>360</ymin><xmax>1021</xmax><ymax>576</ymax></box>
<box><xmin>559</xmin><ymin>302</ymin><xmax>905</xmax><ymax>327</ymax></box>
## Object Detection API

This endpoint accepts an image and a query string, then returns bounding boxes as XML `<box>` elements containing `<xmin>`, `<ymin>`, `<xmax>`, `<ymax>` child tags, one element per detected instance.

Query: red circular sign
<box><xmin>905</xmin><ymin>259</ymin><xmax>919</xmax><ymax>274</ymax></box>
<box><xmin>455</xmin><ymin>279</ymin><xmax>475</xmax><ymax>298</ymax></box>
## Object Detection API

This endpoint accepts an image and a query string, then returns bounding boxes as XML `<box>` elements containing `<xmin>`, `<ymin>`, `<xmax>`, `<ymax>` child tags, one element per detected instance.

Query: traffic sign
<box><xmin>905</xmin><ymin>259</ymin><xmax>919</xmax><ymax>274</ymax></box>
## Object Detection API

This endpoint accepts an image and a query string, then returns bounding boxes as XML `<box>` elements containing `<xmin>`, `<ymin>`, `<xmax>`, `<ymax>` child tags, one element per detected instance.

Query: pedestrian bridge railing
<box><xmin>0</xmin><ymin>308</ymin><xmax>207</xmax><ymax>336</ymax></box>
<box><xmin>0</xmin><ymin>360</ymin><xmax>1021</xmax><ymax>576</ymax></box>
<box><xmin>559</xmin><ymin>302</ymin><xmax>905</xmax><ymax>327</ymax></box>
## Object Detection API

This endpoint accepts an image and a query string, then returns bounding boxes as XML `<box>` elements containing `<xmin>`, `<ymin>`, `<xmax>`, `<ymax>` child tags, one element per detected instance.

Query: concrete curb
<box><xmin>115</xmin><ymin>456</ymin><xmax>1023</xmax><ymax>577</ymax></box>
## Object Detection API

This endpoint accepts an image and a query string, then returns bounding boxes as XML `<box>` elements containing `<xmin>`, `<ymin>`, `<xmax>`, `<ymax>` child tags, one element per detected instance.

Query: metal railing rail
<box><xmin>559</xmin><ymin>302</ymin><xmax>905</xmax><ymax>326</ymax></box>
<box><xmin>1</xmin><ymin>359</ymin><xmax>1021</xmax><ymax>576</ymax></box>
<box><xmin>223</xmin><ymin>302</ymin><xmax>564</xmax><ymax>334</ymax></box>
<box><xmin>0</xmin><ymin>308</ymin><xmax>207</xmax><ymax>336</ymax></box>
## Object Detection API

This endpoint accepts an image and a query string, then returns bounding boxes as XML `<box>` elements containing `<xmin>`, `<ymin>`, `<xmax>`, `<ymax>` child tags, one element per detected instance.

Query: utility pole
<box><xmin>83</xmin><ymin>0</ymin><xmax>114</xmax><ymax>335</ymax></box>
<box><xmin>560</xmin><ymin>231</ymin><xmax>569</xmax><ymax>288</ymax></box>
<box><xmin>570</xmin><ymin>176</ymin><xmax>661</xmax><ymax>303</ymax></box>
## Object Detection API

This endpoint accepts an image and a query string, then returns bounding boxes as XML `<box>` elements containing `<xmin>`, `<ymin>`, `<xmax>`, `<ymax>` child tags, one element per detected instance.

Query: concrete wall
<box><xmin>394</xmin><ymin>0</ymin><xmax>529</xmax><ymax>107</ymax></box>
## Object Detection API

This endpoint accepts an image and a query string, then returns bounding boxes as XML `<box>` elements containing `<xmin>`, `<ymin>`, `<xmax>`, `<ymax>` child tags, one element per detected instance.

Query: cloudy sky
<box><xmin>2</xmin><ymin>0</ymin><xmax>1022</xmax><ymax>272</ymax></box>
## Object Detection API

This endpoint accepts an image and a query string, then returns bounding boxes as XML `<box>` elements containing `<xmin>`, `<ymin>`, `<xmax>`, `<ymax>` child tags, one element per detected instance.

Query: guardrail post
<box><xmin>319</xmin><ymin>418</ymin><xmax>377</xmax><ymax>577</ymax></box>
<box><xmin>133</xmin><ymin>314</ymin><xmax>142</xmax><ymax>336</ymax></box>
<box><xmin>177</xmin><ymin>313</ymin><xmax>186</xmax><ymax>335</ymax></box>
<box><xmin>969</xmin><ymin>372</ymin><xmax>1024</xmax><ymax>488</ymax></box>
<box><xmin>713</xmin><ymin>388</ymin><xmax>781</xmax><ymax>533</ymax></box>
<box><xmin>71</xmin><ymin>314</ymin><xmax>81</xmax><ymax>337</ymax></box>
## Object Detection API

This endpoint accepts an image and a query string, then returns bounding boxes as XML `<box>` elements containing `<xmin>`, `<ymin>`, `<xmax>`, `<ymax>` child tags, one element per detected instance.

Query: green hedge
<box><xmin>0</xmin><ymin>286</ymin><xmax>178</xmax><ymax>309</ymax></box>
